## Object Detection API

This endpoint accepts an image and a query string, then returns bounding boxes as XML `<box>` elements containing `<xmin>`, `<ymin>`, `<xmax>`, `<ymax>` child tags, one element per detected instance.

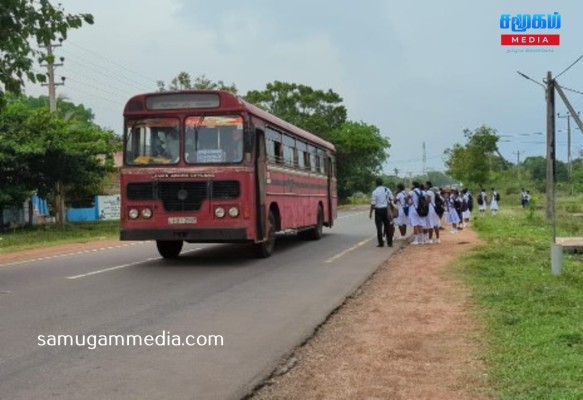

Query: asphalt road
<box><xmin>0</xmin><ymin>209</ymin><xmax>407</xmax><ymax>400</ymax></box>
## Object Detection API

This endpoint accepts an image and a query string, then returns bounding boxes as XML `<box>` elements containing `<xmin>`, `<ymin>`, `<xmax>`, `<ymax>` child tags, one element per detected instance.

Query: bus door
<box><xmin>327</xmin><ymin>156</ymin><xmax>334</xmax><ymax>227</ymax></box>
<box><xmin>254</xmin><ymin>129</ymin><xmax>267</xmax><ymax>240</ymax></box>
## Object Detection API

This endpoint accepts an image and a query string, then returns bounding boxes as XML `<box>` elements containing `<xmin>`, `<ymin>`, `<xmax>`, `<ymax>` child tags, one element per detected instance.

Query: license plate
<box><xmin>168</xmin><ymin>217</ymin><xmax>197</xmax><ymax>224</ymax></box>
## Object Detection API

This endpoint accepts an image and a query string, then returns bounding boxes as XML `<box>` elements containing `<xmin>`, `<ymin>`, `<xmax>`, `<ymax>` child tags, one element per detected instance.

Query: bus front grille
<box><xmin>159</xmin><ymin>182</ymin><xmax>208</xmax><ymax>212</ymax></box>
<box><xmin>212</xmin><ymin>180</ymin><xmax>240</xmax><ymax>199</ymax></box>
<box><xmin>127</xmin><ymin>182</ymin><xmax>155</xmax><ymax>200</ymax></box>
<box><xmin>126</xmin><ymin>180</ymin><xmax>240</xmax><ymax>211</ymax></box>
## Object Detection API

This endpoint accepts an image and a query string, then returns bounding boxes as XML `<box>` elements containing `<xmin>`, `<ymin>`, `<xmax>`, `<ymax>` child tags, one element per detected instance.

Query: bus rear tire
<box><xmin>156</xmin><ymin>240</ymin><xmax>183</xmax><ymax>259</ymax></box>
<box><xmin>305</xmin><ymin>206</ymin><xmax>324</xmax><ymax>240</ymax></box>
<box><xmin>255</xmin><ymin>211</ymin><xmax>276</xmax><ymax>258</ymax></box>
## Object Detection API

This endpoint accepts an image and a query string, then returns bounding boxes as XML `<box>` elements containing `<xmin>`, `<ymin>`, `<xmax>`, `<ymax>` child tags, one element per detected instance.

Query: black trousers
<box><xmin>374</xmin><ymin>207</ymin><xmax>393</xmax><ymax>246</ymax></box>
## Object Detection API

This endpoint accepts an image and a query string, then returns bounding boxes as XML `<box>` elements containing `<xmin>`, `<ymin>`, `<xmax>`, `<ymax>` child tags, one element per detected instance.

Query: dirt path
<box><xmin>252</xmin><ymin>227</ymin><xmax>493</xmax><ymax>400</ymax></box>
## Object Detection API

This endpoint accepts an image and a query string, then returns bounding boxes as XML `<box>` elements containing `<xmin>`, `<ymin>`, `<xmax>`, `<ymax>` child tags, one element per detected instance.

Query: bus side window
<box><xmin>296</xmin><ymin>140</ymin><xmax>307</xmax><ymax>170</ymax></box>
<box><xmin>282</xmin><ymin>135</ymin><xmax>295</xmax><ymax>167</ymax></box>
<box><xmin>308</xmin><ymin>145</ymin><xmax>317</xmax><ymax>172</ymax></box>
<box><xmin>273</xmin><ymin>141</ymin><xmax>283</xmax><ymax>164</ymax></box>
<box><xmin>303</xmin><ymin>152</ymin><xmax>310</xmax><ymax>170</ymax></box>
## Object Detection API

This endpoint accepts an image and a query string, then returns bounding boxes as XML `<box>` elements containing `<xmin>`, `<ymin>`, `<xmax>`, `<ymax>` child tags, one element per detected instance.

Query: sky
<box><xmin>25</xmin><ymin>0</ymin><xmax>583</xmax><ymax>176</ymax></box>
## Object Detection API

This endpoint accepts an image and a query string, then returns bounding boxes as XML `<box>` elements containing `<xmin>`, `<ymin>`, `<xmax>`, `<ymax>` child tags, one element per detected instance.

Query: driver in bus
<box><xmin>161</xmin><ymin>129</ymin><xmax>180</xmax><ymax>163</ymax></box>
<box><xmin>225</xmin><ymin>128</ymin><xmax>243</xmax><ymax>162</ymax></box>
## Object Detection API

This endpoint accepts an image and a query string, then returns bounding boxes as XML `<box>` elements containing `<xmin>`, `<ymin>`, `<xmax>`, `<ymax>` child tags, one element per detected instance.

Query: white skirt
<box><xmin>446</xmin><ymin>209</ymin><xmax>460</xmax><ymax>224</ymax></box>
<box><xmin>426</xmin><ymin>205</ymin><xmax>441</xmax><ymax>228</ymax></box>
<box><xmin>395</xmin><ymin>207</ymin><xmax>409</xmax><ymax>226</ymax></box>
<box><xmin>408</xmin><ymin>206</ymin><xmax>425</xmax><ymax>227</ymax></box>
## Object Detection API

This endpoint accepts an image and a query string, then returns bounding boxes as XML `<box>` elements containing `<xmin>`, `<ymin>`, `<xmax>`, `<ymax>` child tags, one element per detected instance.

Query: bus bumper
<box><xmin>120</xmin><ymin>228</ymin><xmax>249</xmax><ymax>243</ymax></box>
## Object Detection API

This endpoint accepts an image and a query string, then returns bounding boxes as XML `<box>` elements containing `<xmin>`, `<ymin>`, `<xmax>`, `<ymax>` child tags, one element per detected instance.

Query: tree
<box><xmin>328</xmin><ymin>121</ymin><xmax>390</xmax><ymax>200</ymax></box>
<box><xmin>244</xmin><ymin>81</ymin><xmax>347</xmax><ymax>137</ymax></box>
<box><xmin>0</xmin><ymin>95</ymin><xmax>118</xmax><ymax>226</ymax></box>
<box><xmin>157</xmin><ymin>73</ymin><xmax>238</xmax><ymax>93</ymax></box>
<box><xmin>0</xmin><ymin>1</ymin><xmax>93</xmax><ymax>107</ymax></box>
<box><xmin>444</xmin><ymin>125</ymin><xmax>501</xmax><ymax>187</ymax></box>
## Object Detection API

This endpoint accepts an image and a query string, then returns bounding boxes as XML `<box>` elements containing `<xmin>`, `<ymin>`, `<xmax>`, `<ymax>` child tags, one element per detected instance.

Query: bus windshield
<box><xmin>185</xmin><ymin>116</ymin><xmax>244</xmax><ymax>164</ymax></box>
<box><xmin>125</xmin><ymin>118</ymin><xmax>180</xmax><ymax>165</ymax></box>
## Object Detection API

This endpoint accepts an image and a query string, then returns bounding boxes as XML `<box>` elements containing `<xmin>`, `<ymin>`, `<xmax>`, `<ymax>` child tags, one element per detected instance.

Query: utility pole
<box><xmin>545</xmin><ymin>71</ymin><xmax>555</xmax><ymax>222</ymax></box>
<box><xmin>513</xmin><ymin>150</ymin><xmax>524</xmax><ymax>180</ymax></box>
<box><xmin>41</xmin><ymin>41</ymin><xmax>65</xmax><ymax>112</ymax></box>
<box><xmin>41</xmin><ymin>41</ymin><xmax>66</xmax><ymax>224</ymax></box>
<box><xmin>557</xmin><ymin>112</ymin><xmax>578</xmax><ymax>189</ymax></box>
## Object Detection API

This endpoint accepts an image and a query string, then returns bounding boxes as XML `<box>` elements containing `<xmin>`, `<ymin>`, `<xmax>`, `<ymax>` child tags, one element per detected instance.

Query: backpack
<box><xmin>467</xmin><ymin>193</ymin><xmax>474</xmax><ymax>211</ymax></box>
<box><xmin>461</xmin><ymin>198</ymin><xmax>469</xmax><ymax>212</ymax></box>
<box><xmin>399</xmin><ymin>191</ymin><xmax>410</xmax><ymax>216</ymax></box>
<box><xmin>414</xmin><ymin>189</ymin><xmax>429</xmax><ymax>217</ymax></box>
<box><xmin>434</xmin><ymin>194</ymin><xmax>445</xmax><ymax>217</ymax></box>
<box><xmin>477</xmin><ymin>194</ymin><xmax>484</xmax><ymax>206</ymax></box>
<box><xmin>495</xmin><ymin>192</ymin><xmax>500</xmax><ymax>201</ymax></box>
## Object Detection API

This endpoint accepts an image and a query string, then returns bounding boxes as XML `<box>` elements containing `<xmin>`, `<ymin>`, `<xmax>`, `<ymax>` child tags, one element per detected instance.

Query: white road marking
<box><xmin>66</xmin><ymin>248</ymin><xmax>202</xmax><ymax>280</ymax></box>
<box><xmin>66</xmin><ymin>259</ymin><xmax>156</xmax><ymax>280</ymax></box>
<box><xmin>325</xmin><ymin>236</ymin><xmax>375</xmax><ymax>263</ymax></box>
<box><xmin>0</xmin><ymin>242</ymin><xmax>148</xmax><ymax>268</ymax></box>
<box><xmin>336</xmin><ymin>211</ymin><xmax>367</xmax><ymax>220</ymax></box>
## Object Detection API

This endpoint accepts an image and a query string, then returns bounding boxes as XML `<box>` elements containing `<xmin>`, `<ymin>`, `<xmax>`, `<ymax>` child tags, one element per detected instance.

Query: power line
<box><xmin>555</xmin><ymin>54</ymin><xmax>583</xmax><ymax>80</ymax></box>
<box><xmin>62</xmin><ymin>68</ymin><xmax>137</xmax><ymax>99</ymax></box>
<box><xmin>561</xmin><ymin>86</ymin><xmax>583</xmax><ymax>96</ymax></box>
<box><xmin>61</xmin><ymin>51</ymin><xmax>154</xmax><ymax>92</ymax></box>
<box><xmin>516</xmin><ymin>71</ymin><xmax>545</xmax><ymax>88</ymax></box>
<box><xmin>67</xmin><ymin>40</ymin><xmax>159</xmax><ymax>86</ymax></box>
<box><xmin>61</xmin><ymin>76</ymin><xmax>127</xmax><ymax>105</ymax></box>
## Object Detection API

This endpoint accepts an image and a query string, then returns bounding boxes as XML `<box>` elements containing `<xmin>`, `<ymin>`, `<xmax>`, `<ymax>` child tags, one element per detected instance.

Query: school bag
<box><xmin>414</xmin><ymin>189</ymin><xmax>429</xmax><ymax>217</ymax></box>
<box><xmin>398</xmin><ymin>191</ymin><xmax>409</xmax><ymax>216</ymax></box>
<box><xmin>461</xmin><ymin>198</ymin><xmax>469</xmax><ymax>212</ymax></box>
<box><xmin>495</xmin><ymin>192</ymin><xmax>500</xmax><ymax>201</ymax></box>
<box><xmin>434</xmin><ymin>194</ymin><xmax>445</xmax><ymax>217</ymax></box>
<box><xmin>477</xmin><ymin>194</ymin><xmax>484</xmax><ymax>206</ymax></box>
<box><xmin>467</xmin><ymin>193</ymin><xmax>474</xmax><ymax>211</ymax></box>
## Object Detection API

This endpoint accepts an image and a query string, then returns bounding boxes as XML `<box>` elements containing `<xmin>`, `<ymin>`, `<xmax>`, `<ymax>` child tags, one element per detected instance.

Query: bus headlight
<box><xmin>228</xmin><ymin>207</ymin><xmax>239</xmax><ymax>218</ymax></box>
<box><xmin>128</xmin><ymin>208</ymin><xmax>139</xmax><ymax>219</ymax></box>
<box><xmin>215</xmin><ymin>207</ymin><xmax>226</xmax><ymax>218</ymax></box>
<box><xmin>141</xmin><ymin>208</ymin><xmax>153</xmax><ymax>219</ymax></box>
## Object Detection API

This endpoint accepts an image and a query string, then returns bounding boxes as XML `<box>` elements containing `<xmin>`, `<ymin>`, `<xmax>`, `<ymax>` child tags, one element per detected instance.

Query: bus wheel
<box><xmin>156</xmin><ymin>240</ymin><xmax>183</xmax><ymax>259</ymax></box>
<box><xmin>308</xmin><ymin>206</ymin><xmax>324</xmax><ymax>240</ymax></box>
<box><xmin>255</xmin><ymin>211</ymin><xmax>276</xmax><ymax>258</ymax></box>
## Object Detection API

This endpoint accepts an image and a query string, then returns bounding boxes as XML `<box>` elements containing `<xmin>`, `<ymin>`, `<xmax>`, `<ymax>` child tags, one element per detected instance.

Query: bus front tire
<box><xmin>255</xmin><ymin>212</ymin><xmax>276</xmax><ymax>258</ymax></box>
<box><xmin>156</xmin><ymin>240</ymin><xmax>183</xmax><ymax>259</ymax></box>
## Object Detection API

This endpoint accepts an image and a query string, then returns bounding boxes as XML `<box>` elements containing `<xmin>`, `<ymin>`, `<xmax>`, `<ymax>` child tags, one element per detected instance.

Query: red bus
<box><xmin>120</xmin><ymin>90</ymin><xmax>337</xmax><ymax>258</ymax></box>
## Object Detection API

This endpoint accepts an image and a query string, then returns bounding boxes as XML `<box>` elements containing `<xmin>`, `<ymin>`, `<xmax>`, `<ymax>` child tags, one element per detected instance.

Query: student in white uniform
<box><xmin>394</xmin><ymin>183</ymin><xmax>409</xmax><ymax>240</ymax></box>
<box><xmin>408</xmin><ymin>181</ymin><xmax>425</xmax><ymax>245</ymax></box>
<box><xmin>446</xmin><ymin>190</ymin><xmax>461</xmax><ymax>233</ymax></box>
<box><xmin>461</xmin><ymin>188</ymin><xmax>471</xmax><ymax>227</ymax></box>
<box><xmin>478</xmin><ymin>188</ymin><xmax>487</xmax><ymax>214</ymax></box>
<box><xmin>490</xmin><ymin>188</ymin><xmax>499</xmax><ymax>215</ymax></box>
<box><xmin>424</xmin><ymin>181</ymin><xmax>441</xmax><ymax>244</ymax></box>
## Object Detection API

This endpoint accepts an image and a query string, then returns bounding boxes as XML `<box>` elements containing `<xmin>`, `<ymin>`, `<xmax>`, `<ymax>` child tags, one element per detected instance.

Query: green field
<box><xmin>455</xmin><ymin>196</ymin><xmax>583</xmax><ymax>399</ymax></box>
<box><xmin>0</xmin><ymin>220</ymin><xmax>120</xmax><ymax>254</ymax></box>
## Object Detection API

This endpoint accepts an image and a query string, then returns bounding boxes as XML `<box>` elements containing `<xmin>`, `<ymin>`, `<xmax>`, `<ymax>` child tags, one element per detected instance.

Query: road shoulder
<box><xmin>251</xmin><ymin>227</ymin><xmax>493</xmax><ymax>399</ymax></box>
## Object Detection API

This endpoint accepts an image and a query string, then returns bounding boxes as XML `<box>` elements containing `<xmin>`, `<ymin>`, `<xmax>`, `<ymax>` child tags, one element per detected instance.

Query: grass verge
<box><xmin>455</xmin><ymin>203</ymin><xmax>583</xmax><ymax>400</ymax></box>
<box><xmin>0</xmin><ymin>221</ymin><xmax>120</xmax><ymax>254</ymax></box>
